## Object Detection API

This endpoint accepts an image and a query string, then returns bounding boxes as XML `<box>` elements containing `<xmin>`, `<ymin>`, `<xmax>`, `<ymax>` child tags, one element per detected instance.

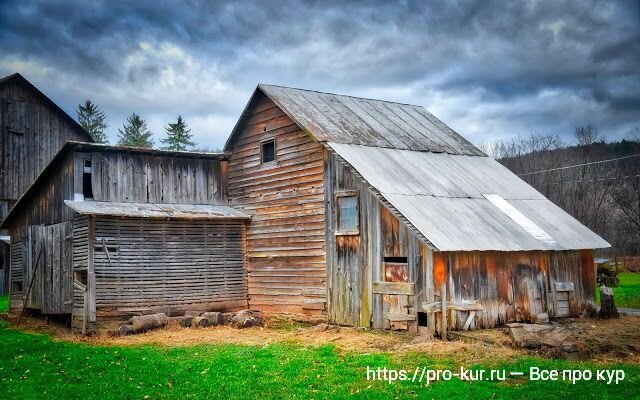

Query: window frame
<box><xmin>260</xmin><ymin>138</ymin><xmax>277</xmax><ymax>164</ymax></box>
<box><xmin>335</xmin><ymin>190</ymin><xmax>360</xmax><ymax>236</ymax></box>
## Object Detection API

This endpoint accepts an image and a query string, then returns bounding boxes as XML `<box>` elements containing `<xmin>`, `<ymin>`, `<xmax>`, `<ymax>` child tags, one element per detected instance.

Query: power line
<box><xmin>544</xmin><ymin>174</ymin><xmax>640</xmax><ymax>186</ymax></box>
<box><xmin>517</xmin><ymin>154</ymin><xmax>640</xmax><ymax>177</ymax></box>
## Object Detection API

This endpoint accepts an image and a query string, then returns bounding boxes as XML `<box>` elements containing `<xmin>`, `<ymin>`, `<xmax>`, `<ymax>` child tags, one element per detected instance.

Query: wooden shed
<box><xmin>225</xmin><ymin>85</ymin><xmax>610</xmax><ymax>335</ymax></box>
<box><xmin>2</xmin><ymin>142</ymin><xmax>249</xmax><ymax>333</ymax></box>
<box><xmin>0</xmin><ymin>73</ymin><xmax>93</xmax><ymax>294</ymax></box>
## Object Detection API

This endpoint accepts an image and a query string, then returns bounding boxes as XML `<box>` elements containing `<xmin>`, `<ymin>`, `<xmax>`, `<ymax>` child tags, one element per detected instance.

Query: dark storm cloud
<box><xmin>0</xmin><ymin>0</ymin><xmax>638</xmax><ymax>147</ymax></box>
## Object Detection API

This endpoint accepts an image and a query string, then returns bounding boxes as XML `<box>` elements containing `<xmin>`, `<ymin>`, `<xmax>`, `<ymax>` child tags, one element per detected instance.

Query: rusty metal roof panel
<box><xmin>329</xmin><ymin>143</ymin><xmax>610</xmax><ymax>251</ymax></box>
<box><xmin>258</xmin><ymin>84</ymin><xmax>485</xmax><ymax>156</ymax></box>
<box><xmin>64</xmin><ymin>201</ymin><xmax>251</xmax><ymax>220</ymax></box>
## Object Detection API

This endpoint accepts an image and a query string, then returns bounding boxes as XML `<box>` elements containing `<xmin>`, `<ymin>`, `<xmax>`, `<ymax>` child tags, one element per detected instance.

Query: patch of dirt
<box><xmin>3</xmin><ymin>312</ymin><xmax>639</xmax><ymax>365</ymax></box>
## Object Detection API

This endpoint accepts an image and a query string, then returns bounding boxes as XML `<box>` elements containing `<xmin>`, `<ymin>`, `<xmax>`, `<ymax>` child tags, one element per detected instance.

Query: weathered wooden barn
<box><xmin>224</xmin><ymin>85</ymin><xmax>609</xmax><ymax>335</ymax></box>
<box><xmin>3</xmin><ymin>83</ymin><xmax>610</xmax><ymax>336</ymax></box>
<box><xmin>3</xmin><ymin>142</ymin><xmax>249</xmax><ymax>333</ymax></box>
<box><xmin>0</xmin><ymin>73</ymin><xmax>93</xmax><ymax>294</ymax></box>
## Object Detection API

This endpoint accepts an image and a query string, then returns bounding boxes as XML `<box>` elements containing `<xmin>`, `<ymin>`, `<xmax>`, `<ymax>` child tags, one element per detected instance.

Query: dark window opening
<box><xmin>261</xmin><ymin>139</ymin><xmax>276</xmax><ymax>163</ymax></box>
<box><xmin>11</xmin><ymin>281</ymin><xmax>23</xmax><ymax>293</ymax></box>
<box><xmin>418</xmin><ymin>312</ymin><xmax>428</xmax><ymax>327</ymax></box>
<box><xmin>82</xmin><ymin>159</ymin><xmax>93</xmax><ymax>199</ymax></box>
<box><xmin>383</xmin><ymin>257</ymin><xmax>408</xmax><ymax>263</ymax></box>
<box><xmin>74</xmin><ymin>270</ymin><xmax>88</xmax><ymax>285</ymax></box>
<box><xmin>337</xmin><ymin>194</ymin><xmax>359</xmax><ymax>234</ymax></box>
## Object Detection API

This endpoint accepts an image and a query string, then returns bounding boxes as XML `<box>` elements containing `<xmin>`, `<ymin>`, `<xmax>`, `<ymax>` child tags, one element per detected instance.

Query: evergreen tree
<box><xmin>161</xmin><ymin>115</ymin><xmax>195</xmax><ymax>151</ymax></box>
<box><xmin>76</xmin><ymin>100</ymin><xmax>109</xmax><ymax>143</ymax></box>
<box><xmin>117</xmin><ymin>113</ymin><xmax>154</xmax><ymax>148</ymax></box>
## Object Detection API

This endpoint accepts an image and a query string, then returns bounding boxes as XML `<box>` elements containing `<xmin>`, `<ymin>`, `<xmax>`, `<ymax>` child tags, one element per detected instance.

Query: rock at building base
<box><xmin>230</xmin><ymin>310</ymin><xmax>263</xmax><ymax>329</ymax></box>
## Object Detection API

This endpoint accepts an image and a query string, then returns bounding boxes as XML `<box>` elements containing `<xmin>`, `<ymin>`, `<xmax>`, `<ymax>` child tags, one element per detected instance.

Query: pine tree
<box><xmin>161</xmin><ymin>115</ymin><xmax>195</xmax><ymax>151</ymax></box>
<box><xmin>76</xmin><ymin>100</ymin><xmax>109</xmax><ymax>143</ymax></box>
<box><xmin>117</xmin><ymin>113</ymin><xmax>154</xmax><ymax>148</ymax></box>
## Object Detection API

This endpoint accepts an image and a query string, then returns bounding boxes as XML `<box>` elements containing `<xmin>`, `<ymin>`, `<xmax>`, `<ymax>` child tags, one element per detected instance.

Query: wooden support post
<box><xmin>441</xmin><ymin>282</ymin><xmax>447</xmax><ymax>341</ymax></box>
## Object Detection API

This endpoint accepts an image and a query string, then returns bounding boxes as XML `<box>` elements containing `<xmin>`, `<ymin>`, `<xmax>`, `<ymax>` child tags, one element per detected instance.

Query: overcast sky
<box><xmin>1</xmin><ymin>0</ymin><xmax>638</xmax><ymax>149</ymax></box>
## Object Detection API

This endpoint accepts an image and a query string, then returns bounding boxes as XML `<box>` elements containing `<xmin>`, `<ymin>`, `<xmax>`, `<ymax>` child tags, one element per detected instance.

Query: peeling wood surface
<box><xmin>227</xmin><ymin>93</ymin><xmax>326</xmax><ymax>315</ymax></box>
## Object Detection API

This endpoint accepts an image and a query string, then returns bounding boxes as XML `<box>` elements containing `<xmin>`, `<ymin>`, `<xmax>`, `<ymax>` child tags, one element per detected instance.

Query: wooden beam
<box><xmin>384</xmin><ymin>312</ymin><xmax>416</xmax><ymax>322</ymax></box>
<box><xmin>441</xmin><ymin>283</ymin><xmax>447</xmax><ymax>341</ymax></box>
<box><xmin>422</xmin><ymin>300</ymin><xmax>483</xmax><ymax>312</ymax></box>
<box><xmin>372</xmin><ymin>281</ymin><xmax>414</xmax><ymax>296</ymax></box>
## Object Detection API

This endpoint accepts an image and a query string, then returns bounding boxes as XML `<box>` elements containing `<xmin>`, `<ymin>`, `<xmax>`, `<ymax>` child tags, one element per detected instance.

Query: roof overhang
<box><xmin>65</xmin><ymin>201</ymin><xmax>251</xmax><ymax>220</ymax></box>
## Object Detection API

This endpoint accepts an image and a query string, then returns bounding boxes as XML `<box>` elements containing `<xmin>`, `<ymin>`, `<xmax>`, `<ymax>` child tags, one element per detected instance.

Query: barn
<box><xmin>3</xmin><ymin>82</ymin><xmax>611</xmax><ymax>336</ymax></box>
<box><xmin>0</xmin><ymin>73</ymin><xmax>94</xmax><ymax>295</ymax></box>
<box><xmin>225</xmin><ymin>85</ymin><xmax>609</xmax><ymax>335</ymax></box>
<box><xmin>2</xmin><ymin>142</ymin><xmax>249</xmax><ymax>333</ymax></box>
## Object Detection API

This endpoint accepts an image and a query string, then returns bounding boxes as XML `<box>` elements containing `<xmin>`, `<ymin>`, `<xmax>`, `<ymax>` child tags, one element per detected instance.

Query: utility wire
<box><xmin>517</xmin><ymin>154</ymin><xmax>640</xmax><ymax>176</ymax></box>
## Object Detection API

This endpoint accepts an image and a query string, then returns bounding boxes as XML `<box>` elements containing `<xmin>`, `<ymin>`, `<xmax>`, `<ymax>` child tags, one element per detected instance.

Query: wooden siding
<box><xmin>9</xmin><ymin>239</ymin><xmax>24</xmax><ymax>310</ymax></box>
<box><xmin>71</xmin><ymin>214</ymin><xmax>90</xmax><ymax>333</ymax></box>
<box><xmin>80</xmin><ymin>152</ymin><xmax>227</xmax><ymax>204</ymax></box>
<box><xmin>0</xmin><ymin>77</ymin><xmax>88</xmax><ymax>210</ymax></box>
<box><xmin>434</xmin><ymin>250</ymin><xmax>596</xmax><ymax>331</ymax></box>
<box><xmin>7</xmin><ymin>151</ymin><xmax>76</xmax><ymax>240</ymax></box>
<box><xmin>227</xmin><ymin>93</ymin><xmax>326</xmax><ymax>314</ymax></box>
<box><xmin>91</xmin><ymin>216</ymin><xmax>247</xmax><ymax>319</ymax></box>
<box><xmin>325</xmin><ymin>151</ymin><xmax>433</xmax><ymax>329</ymax></box>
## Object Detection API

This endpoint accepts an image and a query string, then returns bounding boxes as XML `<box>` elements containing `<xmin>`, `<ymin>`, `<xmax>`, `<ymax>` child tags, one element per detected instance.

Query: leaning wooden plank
<box><xmin>372</xmin><ymin>281</ymin><xmax>414</xmax><ymax>296</ymax></box>
<box><xmin>384</xmin><ymin>312</ymin><xmax>416</xmax><ymax>322</ymax></box>
<box><xmin>463</xmin><ymin>310</ymin><xmax>476</xmax><ymax>331</ymax></box>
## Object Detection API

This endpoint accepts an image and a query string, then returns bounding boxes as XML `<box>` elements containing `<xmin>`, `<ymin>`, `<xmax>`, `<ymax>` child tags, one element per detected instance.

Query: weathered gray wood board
<box><xmin>71</xmin><ymin>215</ymin><xmax>247</xmax><ymax>333</ymax></box>
<box><xmin>0</xmin><ymin>74</ymin><xmax>90</xmax><ymax>223</ymax></box>
<box><xmin>226</xmin><ymin>92</ymin><xmax>327</xmax><ymax>315</ymax></box>
<box><xmin>78</xmin><ymin>151</ymin><xmax>226</xmax><ymax>204</ymax></box>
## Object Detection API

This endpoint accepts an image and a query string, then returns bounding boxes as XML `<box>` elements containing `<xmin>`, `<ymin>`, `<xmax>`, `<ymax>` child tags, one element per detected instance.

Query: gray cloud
<box><xmin>0</xmin><ymin>0</ymin><xmax>638</xmax><ymax>148</ymax></box>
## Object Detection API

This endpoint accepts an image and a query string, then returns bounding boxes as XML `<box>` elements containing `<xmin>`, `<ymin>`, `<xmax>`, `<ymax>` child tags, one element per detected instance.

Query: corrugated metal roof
<box><xmin>64</xmin><ymin>201</ymin><xmax>251</xmax><ymax>220</ymax></box>
<box><xmin>252</xmin><ymin>84</ymin><xmax>484</xmax><ymax>156</ymax></box>
<box><xmin>329</xmin><ymin>143</ymin><xmax>610</xmax><ymax>251</ymax></box>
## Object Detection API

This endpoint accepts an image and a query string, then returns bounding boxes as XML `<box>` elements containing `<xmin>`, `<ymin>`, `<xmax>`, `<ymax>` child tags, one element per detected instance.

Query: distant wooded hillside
<box><xmin>484</xmin><ymin>126</ymin><xmax>640</xmax><ymax>256</ymax></box>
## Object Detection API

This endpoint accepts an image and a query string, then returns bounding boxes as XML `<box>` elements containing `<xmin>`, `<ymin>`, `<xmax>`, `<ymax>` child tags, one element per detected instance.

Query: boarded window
<box><xmin>6</xmin><ymin>100</ymin><xmax>27</xmax><ymax>134</ymax></box>
<box><xmin>261</xmin><ymin>139</ymin><xmax>276</xmax><ymax>163</ymax></box>
<box><xmin>337</xmin><ymin>194</ymin><xmax>358</xmax><ymax>233</ymax></box>
<box><xmin>383</xmin><ymin>257</ymin><xmax>409</xmax><ymax>282</ymax></box>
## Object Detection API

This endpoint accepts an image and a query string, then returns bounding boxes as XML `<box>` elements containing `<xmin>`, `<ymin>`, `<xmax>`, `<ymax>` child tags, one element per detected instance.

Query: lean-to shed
<box><xmin>225</xmin><ymin>84</ymin><xmax>609</xmax><ymax>335</ymax></box>
<box><xmin>2</xmin><ymin>142</ymin><xmax>249</xmax><ymax>333</ymax></box>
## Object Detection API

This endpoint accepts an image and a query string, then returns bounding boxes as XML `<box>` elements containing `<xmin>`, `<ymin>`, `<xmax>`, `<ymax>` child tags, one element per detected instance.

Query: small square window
<box><xmin>261</xmin><ymin>139</ymin><xmax>276</xmax><ymax>163</ymax></box>
<box><xmin>337</xmin><ymin>193</ymin><xmax>359</xmax><ymax>234</ymax></box>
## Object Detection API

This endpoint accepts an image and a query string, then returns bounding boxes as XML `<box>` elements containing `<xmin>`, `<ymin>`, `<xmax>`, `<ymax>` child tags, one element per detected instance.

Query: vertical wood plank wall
<box><xmin>434</xmin><ymin>249</ymin><xmax>596</xmax><ymax>331</ymax></box>
<box><xmin>325</xmin><ymin>152</ymin><xmax>434</xmax><ymax>328</ymax></box>
<box><xmin>0</xmin><ymin>78</ymin><xmax>89</xmax><ymax>220</ymax></box>
<box><xmin>227</xmin><ymin>93</ymin><xmax>327</xmax><ymax>314</ymax></box>
<box><xmin>84</xmin><ymin>152</ymin><xmax>227</xmax><ymax>204</ymax></box>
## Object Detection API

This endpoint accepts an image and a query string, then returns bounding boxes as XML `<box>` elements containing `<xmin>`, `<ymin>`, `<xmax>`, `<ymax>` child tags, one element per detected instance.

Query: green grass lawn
<box><xmin>597</xmin><ymin>272</ymin><xmax>640</xmax><ymax>309</ymax></box>
<box><xmin>0</xmin><ymin>321</ymin><xmax>638</xmax><ymax>400</ymax></box>
<box><xmin>0</xmin><ymin>294</ymin><xmax>7</xmax><ymax>313</ymax></box>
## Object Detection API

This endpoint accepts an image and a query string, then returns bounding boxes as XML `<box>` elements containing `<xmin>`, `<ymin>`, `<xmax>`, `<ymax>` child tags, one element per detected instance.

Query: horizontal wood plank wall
<box><xmin>86</xmin><ymin>152</ymin><xmax>227</xmax><ymax>204</ymax></box>
<box><xmin>9</xmin><ymin>239</ymin><xmax>24</xmax><ymax>310</ymax></box>
<box><xmin>92</xmin><ymin>217</ymin><xmax>247</xmax><ymax>318</ymax></box>
<box><xmin>71</xmin><ymin>215</ymin><xmax>89</xmax><ymax>333</ymax></box>
<box><xmin>0</xmin><ymin>79</ymin><xmax>88</xmax><ymax>208</ymax></box>
<box><xmin>227</xmin><ymin>93</ymin><xmax>326</xmax><ymax>314</ymax></box>
<box><xmin>434</xmin><ymin>250</ymin><xmax>596</xmax><ymax>331</ymax></box>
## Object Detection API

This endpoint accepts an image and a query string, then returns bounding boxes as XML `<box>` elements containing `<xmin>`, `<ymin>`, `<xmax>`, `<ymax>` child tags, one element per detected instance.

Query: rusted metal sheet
<box><xmin>329</xmin><ymin>143</ymin><xmax>610</xmax><ymax>251</ymax></box>
<box><xmin>64</xmin><ymin>201</ymin><xmax>250</xmax><ymax>220</ymax></box>
<box><xmin>226</xmin><ymin>85</ymin><xmax>484</xmax><ymax>156</ymax></box>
